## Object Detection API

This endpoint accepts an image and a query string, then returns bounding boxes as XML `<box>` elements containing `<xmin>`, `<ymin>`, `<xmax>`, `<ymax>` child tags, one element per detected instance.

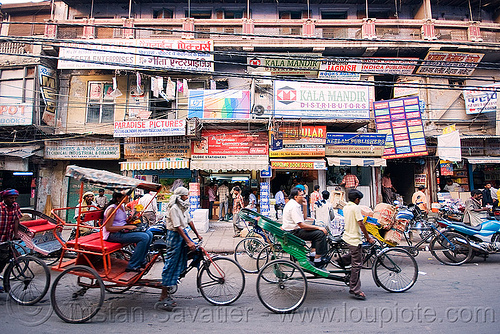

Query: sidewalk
<box><xmin>197</xmin><ymin>219</ymin><xmax>243</xmax><ymax>254</ymax></box>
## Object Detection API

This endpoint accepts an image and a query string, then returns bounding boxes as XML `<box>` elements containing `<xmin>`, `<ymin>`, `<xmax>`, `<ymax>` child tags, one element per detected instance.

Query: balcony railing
<box><xmin>36</xmin><ymin>18</ymin><xmax>500</xmax><ymax>44</ymax></box>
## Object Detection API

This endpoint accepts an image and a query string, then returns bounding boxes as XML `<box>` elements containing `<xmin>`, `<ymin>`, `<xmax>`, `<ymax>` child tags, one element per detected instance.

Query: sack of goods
<box><xmin>373</xmin><ymin>203</ymin><xmax>396</xmax><ymax>229</ymax></box>
<box><xmin>384</xmin><ymin>219</ymin><xmax>410</xmax><ymax>245</ymax></box>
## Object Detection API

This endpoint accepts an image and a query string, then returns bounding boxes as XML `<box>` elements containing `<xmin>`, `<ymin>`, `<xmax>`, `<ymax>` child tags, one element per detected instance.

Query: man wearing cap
<box><xmin>0</xmin><ymin>189</ymin><xmax>22</xmax><ymax>291</ymax></box>
<box><xmin>412</xmin><ymin>185</ymin><xmax>429</xmax><ymax>213</ymax></box>
<box><xmin>74</xmin><ymin>191</ymin><xmax>99</xmax><ymax>234</ymax></box>
<box><xmin>159</xmin><ymin>186</ymin><xmax>203</xmax><ymax>311</ymax></box>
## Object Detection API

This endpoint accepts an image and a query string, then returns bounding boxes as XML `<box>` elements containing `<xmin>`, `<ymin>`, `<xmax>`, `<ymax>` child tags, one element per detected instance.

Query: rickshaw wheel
<box><xmin>51</xmin><ymin>265</ymin><xmax>105</xmax><ymax>323</ymax></box>
<box><xmin>4</xmin><ymin>255</ymin><xmax>50</xmax><ymax>305</ymax></box>
<box><xmin>197</xmin><ymin>257</ymin><xmax>245</xmax><ymax>305</ymax></box>
<box><xmin>256</xmin><ymin>259</ymin><xmax>307</xmax><ymax>314</ymax></box>
<box><xmin>256</xmin><ymin>244</ymin><xmax>289</xmax><ymax>274</ymax></box>
<box><xmin>234</xmin><ymin>237</ymin><xmax>266</xmax><ymax>273</ymax></box>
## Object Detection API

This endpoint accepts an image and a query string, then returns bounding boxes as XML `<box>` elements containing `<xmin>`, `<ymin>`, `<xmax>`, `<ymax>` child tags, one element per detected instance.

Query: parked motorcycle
<box><xmin>438</xmin><ymin>217</ymin><xmax>500</xmax><ymax>263</ymax></box>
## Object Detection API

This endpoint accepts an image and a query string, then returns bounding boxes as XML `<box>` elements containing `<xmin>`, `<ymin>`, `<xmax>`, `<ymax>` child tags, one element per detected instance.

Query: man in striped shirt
<box><xmin>217</xmin><ymin>181</ymin><xmax>230</xmax><ymax>221</ymax></box>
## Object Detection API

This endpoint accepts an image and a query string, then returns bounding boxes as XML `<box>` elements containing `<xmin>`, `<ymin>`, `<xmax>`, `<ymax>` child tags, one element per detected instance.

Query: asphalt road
<box><xmin>1</xmin><ymin>251</ymin><xmax>499</xmax><ymax>334</ymax></box>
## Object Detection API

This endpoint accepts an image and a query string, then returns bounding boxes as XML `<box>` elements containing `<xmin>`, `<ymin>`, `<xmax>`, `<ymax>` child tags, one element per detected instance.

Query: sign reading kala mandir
<box><xmin>114</xmin><ymin>119</ymin><xmax>186</xmax><ymax>137</ymax></box>
<box><xmin>326</xmin><ymin>133</ymin><xmax>387</xmax><ymax>156</ymax></box>
<box><xmin>273</xmin><ymin>80</ymin><xmax>370</xmax><ymax>119</ymax></box>
<box><xmin>45</xmin><ymin>139</ymin><xmax>120</xmax><ymax>160</ymax></box>
<box><xmin>373</xmin><ymin>96</ymin><xmax>428</xmax><ymax>159</ymax></box>
<box><xmin>58</xmin><ymin>39</ymin><xmax>214</xmax><ymax>72</ymax></box>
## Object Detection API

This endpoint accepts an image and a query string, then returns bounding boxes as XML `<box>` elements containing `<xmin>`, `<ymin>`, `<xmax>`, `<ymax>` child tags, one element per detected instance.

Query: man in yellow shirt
<box><xmin>337</xmin><ymin>189</ymin><xmax>374</xmax><ymax>300</ymax></box>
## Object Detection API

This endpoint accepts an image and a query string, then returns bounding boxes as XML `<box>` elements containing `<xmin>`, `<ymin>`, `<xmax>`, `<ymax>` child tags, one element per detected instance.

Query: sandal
<box><xmin>155</xmin><ymin>297</ymin><xmax>177</xmax><ymax>311</ymax></box>
<box><xmin>351</xmin><ymin>292</ymin><xmax>366</xmax><ymax>300</ymax></box>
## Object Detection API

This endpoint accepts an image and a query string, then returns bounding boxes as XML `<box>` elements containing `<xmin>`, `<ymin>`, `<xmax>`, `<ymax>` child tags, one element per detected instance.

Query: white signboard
<box><xmin>393</xmin><ymin>80</ymin><xmax>420</xmax><ymax>98</ymax></box>
<box><xmin>59</xmin><ymin>39</ymin><xmax>214</xmax><ymax>72</ymax></box>
<box><xmin>416</xmin><ymin>51</ymin><xmax>484</xmax><ymax>76</ymax></box>
<box><xmin>114</xmin><ymin>119</ymin><xmax>186</xmax><ymax>137</ymax></box>
<box><xmin>45</xmin><ymin>139</ymin><xmax>120</xmax><ymax>160</ymax></box>
<box><xmin>273</xmin><ymin>80</ymin><xmax>370</xmax><ymax>119</ymax></box>
<box><xmin>463</xmin><ymin>83</ymin><xmax>500</xmax><ymax>114</ymax></box>
<box><xmin>0</xmin><ymin>104</ymin><xmax>33</xmax><ymax>126</ymax></box>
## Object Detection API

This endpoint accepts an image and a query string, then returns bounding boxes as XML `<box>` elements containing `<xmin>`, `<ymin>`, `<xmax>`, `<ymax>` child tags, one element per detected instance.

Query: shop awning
<box><xmin>120</xmin><ymin>159</ymin><xmax>189</xmax><ymax>171</ymax></box>
<box><xmin>465</xmin><ymin>157</ymin><xmax>500</xmax><ymax>164</ymax></box>
<box><xmin>270</xmin><ymin>159</ymin><xmax>327</xmax><ymax>170</ymax></box>
<box><xmin>0</xmin><ymin>145</ymin><xmax>42</xmax><ymax>159</ymax></box>
<box><xmin>190</xmin><ymin>158</ymin><xmax>269</xmax><ymax>171</ymax></box>
<box><xmin>327</xmin><ymin>157</ymin><xmax>387</xmax><ymax>167</ymax></box>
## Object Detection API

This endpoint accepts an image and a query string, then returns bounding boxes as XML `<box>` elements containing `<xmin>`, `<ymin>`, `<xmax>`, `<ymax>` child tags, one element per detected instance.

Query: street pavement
<box><xmin>200</xmin><ymin>219</ymin><xmax>254</xmax><ymax>254</ymax></box>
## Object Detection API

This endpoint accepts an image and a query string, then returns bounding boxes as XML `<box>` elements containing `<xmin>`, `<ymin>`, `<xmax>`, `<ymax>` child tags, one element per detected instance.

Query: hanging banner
<box><xmin>273</xmin><ymin>80</ymin><xmax>370</xmax><ymax>119</ymax></box>
<box><xmin>270</xmin><ymin>126</ymin><xmax>326</xmax><ymax>157</ymax></box>
<box><xmin>113</xmin><ymin>119</ymin><xmax>186</xmax><ymax>137</ymax></box>
<box><xmin>188</xmin><ymin>90</ymin><xmax>251</xmax><ymax>119</ymax></box>
<box><xmin>463</xmin><ymin>83</ymin><xmax>500</xmax><ymax>114</ymax></box>
<box><xmin>58</xmin><ymin>39</ymin><xmax>214</xmax><ymax>72</ymax></box>
<box><xmin>38</xmin><ymin>65</ymin><xmax>57</xmax><ymax>127</ymax></box>
<box><xmin>326</xmin><ymin>133</ymin><xmax>386</xmax><ymax>156</ymax></box>
<box><xmin>373</xmin><ymin>96</ymin><xmax>428</xmax><ymax>159</ymax></box>
<box><xmin>191</xmin><ymin>130</ymin><xmax>268</xmax><ymax>158</ymax></box>
<box><xmin>416</xmin><ymin>51</ymin><xmax>484</xmax><ymax>76</ymax></box>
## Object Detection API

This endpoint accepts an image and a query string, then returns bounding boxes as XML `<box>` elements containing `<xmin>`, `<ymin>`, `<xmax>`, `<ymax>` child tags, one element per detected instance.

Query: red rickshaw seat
<box><xmin>66</xmin><ymin>233</ymin><xmax>123</xmax><ymax>253</ymax></box>
<box><xmin>20</xmin><ymin>219</ymin><xmax>57</xmax><ymax>233</ymax></box>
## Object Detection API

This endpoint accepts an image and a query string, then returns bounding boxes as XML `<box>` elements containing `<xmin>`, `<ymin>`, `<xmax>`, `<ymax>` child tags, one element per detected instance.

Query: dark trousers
<box><xmin>209</xmin><ymin>201</ymin><xmax>214</xmax><ymax>220</ymax></box>
<box><xmin>340</xmin><ymin>244</ymin><xmax>363</xmax><ymax>295</ymax></box>
<box><xmin>290</xmin><ymin>229</ymin><xmax>327</xmax><ymax>256</ymax></box>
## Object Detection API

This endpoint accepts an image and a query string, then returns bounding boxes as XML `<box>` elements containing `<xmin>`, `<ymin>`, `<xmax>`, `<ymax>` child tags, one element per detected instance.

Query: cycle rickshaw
<box><xmin>49</xmin><ymin>165</ymin><xmax>245</xmax><ymax>323</ymax></box>
<box><xmin>238</xmin><ymin>208</ymin><xmax>418</xmax><ymax>313</ymax></box>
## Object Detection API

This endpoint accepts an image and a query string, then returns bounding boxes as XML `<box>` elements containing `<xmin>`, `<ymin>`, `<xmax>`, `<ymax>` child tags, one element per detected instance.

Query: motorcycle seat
<box><xmin>452</xmin><ymin>222</ymin><xmax>482</xmax><ymax>231</ymax></box>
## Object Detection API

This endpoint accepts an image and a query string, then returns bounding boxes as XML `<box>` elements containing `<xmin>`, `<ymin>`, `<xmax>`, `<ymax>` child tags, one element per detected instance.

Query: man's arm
<box><xmin>358</xmin><ymin>219</ymin><xmax>374</xmax><ymax>244</ymax></box>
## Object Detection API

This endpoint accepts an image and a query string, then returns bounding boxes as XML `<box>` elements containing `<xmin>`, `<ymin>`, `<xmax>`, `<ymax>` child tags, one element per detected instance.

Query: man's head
<box><xmin>418</xmin><ymin>185</ymin><xmax>425</xmax><ymax>191</ymax></box>
<box><xmin>446</xmin><ymin>179</ymin><xmax>453</xmax><ymax>185</ymax></box>
<box><xmin>348</xmin><ymin>189</ymin><xmax>364</xmax><ymax>204</ymax></box>
<box><xmin>289</xmin><ymin>186</ymin><xmax>305</xmax><ymax>203</ymax></box>
<box><xmin>485</xmin><ymin>183</ymin><xmax>492</xmax><ymax>190</ymax></box>
<box><xmin>233</xmin><ymin>186</ymin><xmax>241</xmax><ymax>194</ymax></box>
<box><xmin>174</xmin><ymin>186</ymin><xmax>189</xmax><ymax>201</ymax></box>
<box><xmin>345</xmin><ymin>170</ymin><xmax>352</xmax><ymax>175</ymax></box>
<box><xmin>83</xmin><ymin>191</ymin><xmax>94</xmax><ymax>204</ymax></box>
<box><xmin>322</xmin><ymin>190</ymin><xmax>330</xmax><ymax>200</ymax></box>
<box><xmin>314</xmin><ymin>185</ymin><xmax>320</xmax><ymax>192</ymax></box>
<box><xmin>98</xmin><ymin>189</ymin><xmax>105</xmax><ymax>196</ymax></box>
<box><xmin>471</xmin><ymin>189</ymin><xmax>482</xmax><ymax>199</ymax></box>
<box><xmin>1</xmin><ymin>188</ymin><xmax>19</xmax><ymax>207</ymax></box>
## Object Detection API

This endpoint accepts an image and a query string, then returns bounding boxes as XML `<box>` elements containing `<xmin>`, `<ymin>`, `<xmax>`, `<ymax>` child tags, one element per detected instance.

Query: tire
<box><xmin>51</xmin><ymin>265</ymin><xmax>105</xmax><ymax>323</ymax></box>
<box><xmin>34</xmin><ymin>249</ymin><xmax>62</xmax><ymax>266</ymax></box>
<box><xmin>234</xmin><ymin>237</ymin><xmax>266</xmax><ymax>273</ymax></box>
<box><xmin>256</xmin><ymin>259</ymin><xmax>307</xmax><ymax>314</ymax></box>
<box><xmin>197</xmin><ymin>257</ymin><xmax>245</xmax><ymax>306</ymax></box>
<box><xmin>491</xmin><ymin>233</ymin><xmax>500</xmax><ymax>244</ymax></box>
<box><xmin>372</xmin><ymin>248</ymin><xmax>418</xmax><ymax>293</ymax></box>
<box><xmin>430</xmin><ymin>231</ymin><xmax>472</xmax><ymax>266</ymax></box>
<box><xmin>256</xmin><ymin>244</ymin><xmax>290</xmax><ymax>273</ymax></box>
<box><xmin>361</xmin><ymin>244</ymin><xmax>377</xmax><ymax>270</ymax></box>
<box><xmin>4</xmin><ymin>255</ymin><xmax>50</xmax><ymax>305</ymax></box>
<box><xmin>105</xmin><ymin>250</ymin><xmax>133</xmax><ymax>293</ymax></box>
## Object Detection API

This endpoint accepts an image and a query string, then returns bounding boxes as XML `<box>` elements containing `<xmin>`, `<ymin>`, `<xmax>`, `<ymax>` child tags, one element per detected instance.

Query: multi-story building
<box><xmin>1</xmin><ymin>0</ymin><xmax>499</xmax><ymax>214</ymax></box>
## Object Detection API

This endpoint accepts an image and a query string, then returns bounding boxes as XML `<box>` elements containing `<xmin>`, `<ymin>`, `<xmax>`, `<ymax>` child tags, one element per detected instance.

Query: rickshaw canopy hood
<box><xmin>65</xmin><ymin>165</ymin><xmax>162</xmax><ymax>192</ymax></box>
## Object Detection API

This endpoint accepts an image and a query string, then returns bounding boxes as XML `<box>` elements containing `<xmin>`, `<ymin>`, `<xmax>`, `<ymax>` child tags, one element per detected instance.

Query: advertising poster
<box><xmin>326</xmin><ymin>133</ymin><xmax>386</xmax><ymax>156</ymax></box>
<box><xmin>373</xmin><ymin>96</ymin><xmax>428</xmax><ymax>159</ymax></box>
<box><xmin>191</xmin><ymin>130</ymin><xmax>268</xmax><ymax>159</ymax></box>
<box><xmin>414</xmin><ymin>174</ymin><xmax>427</xmax><ymax>187</ymax></box>
<box><xmin>270</xmin><ymin>125</ymin><xmax>326</xmax><ymax>157</ymax></box>
<box><xmin>188</xmin><ymin>90</ymin><xmax>251</xmax><ymax>119</ymax></box>
<box><xmin>463</xmin><ymin>83</ymin><xmax>500</xmax><ymax>114</ymax></box>
<box><xmin>45</xmin><ymin>139</ymin><xmax>120</xmax><ymax>160</ymax></box>
<box><xmin>124</xmin><ymin>137</ymin><xmax>191</xmax><ymax>160</ymax></box>
<box><xmin>273</xmin><ymin>80</ymin><xmax>370</xmax><ymax>119</ymax></box>
<box><xmin>318</xmin><ymin>57</ymin><xmax>417</xmax><ymax>78</ymax></box>
<box><xmin>440</xmin><ymin>161</ymin><xmax>454</xmax><ymax>176</ymax></box>
<box><xmin>38</xmin><ymin>65</ymin><xmax>57</xmax><ymax>127</ymax></box>
<box><xmin>260</xmin><ymin>182</ymin><xmax>270</xmax><ymax>217</ymax></box>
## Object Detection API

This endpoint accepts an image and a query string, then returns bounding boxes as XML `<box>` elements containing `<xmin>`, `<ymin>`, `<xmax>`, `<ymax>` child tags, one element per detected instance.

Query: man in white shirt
<box><xmin>337</xmin><ymin>189</ymin><xmax>374</xmax><ymax>300</ymax></box>
<box><xmin>443</xmin><ymin>179</ymin><xmax>460</xmax><ymax>192</ymax></box>
<box><xmin>139</xmin><ymin>191</ymin><xmax>158</xmax><ymax>226</ymax></box>
<box><xmin>282</xmin><ymin>186</ymin><xmax>328</xmax><ymax>268</ymax></box>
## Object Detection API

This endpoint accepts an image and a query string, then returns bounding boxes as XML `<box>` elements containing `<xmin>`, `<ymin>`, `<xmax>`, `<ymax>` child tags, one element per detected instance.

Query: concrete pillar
<box><xmin>242</xmin><ymin>18</ymin><xmax>254</xmax><ymax>38</ymax></box>
<box><xmin>44</xmin><ymin>21</ymin><xmax>57</xmax><ymax>38</ymax></box>
<box><xmin>123</xmin><ymin>18</ymin><xmax>134</xmax><ymax>39</ymax></box>
<box><xmin>302</xmin><ymin>19</ymin><xmax>315</xmax><ymax>37</ymax></box>
<box><xmin>468</xmin><ymin>22</ymin><xmax>482</xmax><ymax>42</ymax></box>
<box><xmin>83</xmin><ymin>18</ymin><xmax>95</xmax><ymax>39</ymax></box>
<box><xmin>362</xmin><ymin>18</ymin><xmax>377</xmax><ymax>39</ymax></box>
<box><xmin>182</xmin><ymin>18</ymin><xmax>195</xmax><ymax>39</ymax></box>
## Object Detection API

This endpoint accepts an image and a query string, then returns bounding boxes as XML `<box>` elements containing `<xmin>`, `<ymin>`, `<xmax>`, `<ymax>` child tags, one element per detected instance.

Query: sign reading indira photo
<box><xmin>273</xmin><ymin>80</ymin><xmax>370</xmax><ymax>119</ymax></box>
<box><xmin>45</xmin><ymin>139</ymin><xmax>120</xmax><ymax>160</ymax></box>
<box><xmin>326</xmin><ymin>133</ymin><xmax>387</xmax><ymax>156</ymax></box>
<box><xmin>191</xmin><ymin>130</ymin><xmax>268</xmax><ymax>160</ymax></box>
<box><xmin>58</xmin><ymin>39</ymin><xmax>213</xmax><ymax>72</ymax></box>
<box><xmin>114</xmin><ymin>119</ymin><xmax>186</xmax><ymax>137</ymax></box>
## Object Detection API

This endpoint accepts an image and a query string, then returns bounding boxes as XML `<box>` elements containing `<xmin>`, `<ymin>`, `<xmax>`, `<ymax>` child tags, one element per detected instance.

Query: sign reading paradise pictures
<box><xmin>373</xmin><ymin>96</ymin><xmax>428</xmax><ymax>159</ymax></box>
<box><xmin>274</xmin><ymin>80</ymin><xmax>370</xmax><ymax>119</ymax></box>
<box><xmin>326</xmin><ymin>133</ymin><xmax>387</xmax><ymax>156</ymax></box>
<box><xmin>416</xmin><ymin>51</ymin><xmax>484</xmax><ymax>76</ymax></box>
<box><xmin>270</xmin><ymin>126</ymin><xmax>326</xmax><ymax>158</ymax></box>
<box><xmin>188</xmin><ymin>90</ymin><xmax>251</xmax><ymax>119</ymax></box>
<box><xmin>58</xmin><ymin>39</ymin><xmax>214</xmax><ymax>72</ymax></box>
<box><xmin>114</xmin><ymin>119</ymin><xmax>186</xmax><ymax>137</ymax></box>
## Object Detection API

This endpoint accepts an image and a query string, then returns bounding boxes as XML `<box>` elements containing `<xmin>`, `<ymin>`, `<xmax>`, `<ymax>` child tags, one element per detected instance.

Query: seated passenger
<box><xmin>282</xmin><ymin>186</ymin><xmax>329</xmax><ymax>268</ymax></box>
<box><xmin>103</xmin><ymin>192</ymin><xmax>153</xmax><ymax>272</ymax></box>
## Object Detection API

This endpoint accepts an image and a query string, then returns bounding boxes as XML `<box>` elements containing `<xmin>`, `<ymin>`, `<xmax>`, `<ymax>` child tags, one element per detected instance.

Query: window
<box><xmin>87</xmin><ymin>82</ymin><xmax>115</xmax><ymax>123</ymax></box>
<box><xmin>321</xmin><ymin>12</ymin><xmax>347</xmax><ymax>19</ymax></box>
<box><xmin>279</xmin><ymin>11</ymin><xmax>303</xmax><ymax>19</ymax></box>
<box><xmin>187</xmin><ymin>11</ymin><xmax>212</xmax><ymax>19</ymax></box>
<box><xmin>153</xmin><ymin>9</ymin><xmax>173</xmax><ymax>19</ymax></box>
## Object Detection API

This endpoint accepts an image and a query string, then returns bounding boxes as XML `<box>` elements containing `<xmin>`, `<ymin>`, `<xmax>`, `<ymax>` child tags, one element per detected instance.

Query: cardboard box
<box><xmin>193</xmin><ymin>209</ymin><xmax>209</xmax><ymax>233</ymax></box>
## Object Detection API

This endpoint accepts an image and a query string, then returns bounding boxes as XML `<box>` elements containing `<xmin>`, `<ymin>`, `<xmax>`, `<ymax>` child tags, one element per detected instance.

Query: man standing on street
<box><xmin>231</xmin><ymin>187</ymin><xmax>245</xmax><ymax>237</ymax></box>
<box><xmin>139</xmin><ymin>191</ymin><xmax>158</xmax><ymax>226</ymax></box>
<box><xmin>95</xmin><ymin>189</ymin><xmax>109</xmax><ymax>209</ymax></box>
<box><xmin>340</xmin><ymin>170</ymin><xmax>359</xmax><ymax>201</ymax></box>
<box><xmin>217</xmin><ymin>181</ymin><xmax>230</xmax><ymax>221</ymax></box>
<box><xmin>338</xmin><ymin>189</ymin><xmax>374</xmax><ymax>300</ymax></box>
<box><xmin>0</xmin><ymin>189</ymin><xmax>22</xmax><ymax>292</ymax></box>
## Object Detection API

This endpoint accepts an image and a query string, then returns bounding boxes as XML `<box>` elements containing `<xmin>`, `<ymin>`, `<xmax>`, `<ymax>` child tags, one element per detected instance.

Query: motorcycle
<box><xmin>438</xmin><ymin>217</ymin><xmax>500</xmax><ymax>262</ymax></box>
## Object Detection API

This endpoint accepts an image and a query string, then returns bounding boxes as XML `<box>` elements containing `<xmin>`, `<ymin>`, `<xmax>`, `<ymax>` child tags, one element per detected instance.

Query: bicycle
<box><xmin>0</xmin><ymin>240</ymin><xmax>51</xmax><ymax>305</ymax></box>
